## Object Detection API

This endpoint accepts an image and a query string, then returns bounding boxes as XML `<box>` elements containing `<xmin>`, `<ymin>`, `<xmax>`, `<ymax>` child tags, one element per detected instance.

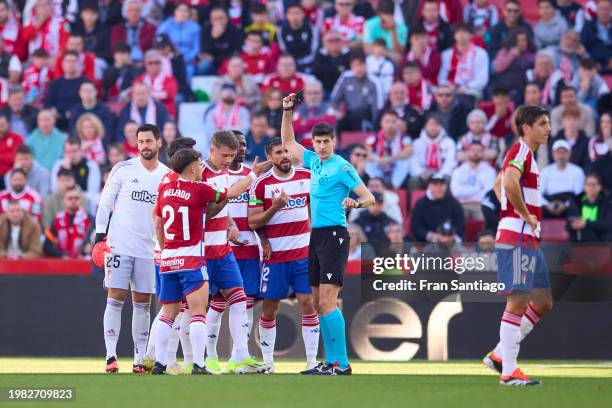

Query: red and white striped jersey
<box><xmin>227</xmin><ymin>164</ymin><xmax>258</xmax><ymax>259</ymax></box>
<box><xmin>322</xmin><ymin>14</ymin><xmax>365</xmax><ymax>43</ymax></box>
<box><xmin>202</xmin><ymin>162</ymin><xmax>232</xmax><ymax>259</ymax></box>
<box><xmin>249</xmin><ymin>167</ymin><xmax>310</xmax><ymax>263</ymax></box>
<box><xmin>0</xmin><ymin>187</ymin><xmax>42</xmax><ymax>221</ymax></box>
<box><xmin>155</xmin><ymin>176</ymin><xmax>226</xmax><ymax>274</ymax></box>
<box><xmin>497</xmin><ymin>140</ymin><xmax>542</xmax><ymax>244</ymax></box>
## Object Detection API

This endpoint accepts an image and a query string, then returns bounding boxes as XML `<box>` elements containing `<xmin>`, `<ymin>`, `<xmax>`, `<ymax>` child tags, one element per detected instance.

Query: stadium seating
<box><xmin>392</xmin><ymin>188</ymin><xmax>410</xmax><ymax>236</ymax></box>
<box><xmin>541</xmin><ymin>219</ymin><xmax>570</xmax><ymax>243</ymax></box>
<box><xmin>178</xmin><ymin>102</ymin><xmax>210</xmax><ymax>139</ymax></box>
<box><xmin>339</xmin><ymin>131</ymin><xmax>370</xmax><ymax>150</ymax></box>
<box><xmin>464</xmin><ymin>219</ymin><xmax>485</xmax><ymax>242</ymax></box>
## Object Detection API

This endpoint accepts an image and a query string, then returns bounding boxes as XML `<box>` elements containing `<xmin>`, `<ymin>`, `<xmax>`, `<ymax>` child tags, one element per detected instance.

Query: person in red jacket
<box><xmin>0</xmin><ymin>0</ymin><xmax>20</xmax><ymax>55</ymax></box>
<box><xmin>20</xmin><ymin>0</ymin><xmax>70</xmax><ymax>61</ymax></box>
<box><xmin>54</xmin><ymin>34</ymin><xmax>96</xmax><ymax>81</ymax></box>
<box><xmin>0</xmin><ymin>114</ymin><xmax>23</xmax><ymax>189</ymax></box>
<box><xmin>262</xmin><ymin>54</ymin><xmax>306</xmax><ymax>94</ymax></box>
<box><xmin>134</xmin><ymin>49</ymin><xmax>178</xmax><ymax>119</ymax></box>
<box><xmin>110</xmin><ymin>0</ymin><xmax>156</xmax><ymax>64</ymax></box>
<box><xmin>240</xmin><ymin>31</ymin><xmax>276</xmax><ymax>84</ymax></box>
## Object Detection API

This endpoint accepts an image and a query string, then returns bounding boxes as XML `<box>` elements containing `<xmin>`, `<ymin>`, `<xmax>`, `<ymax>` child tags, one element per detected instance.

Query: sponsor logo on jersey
<box><xmin>160</xmin><ymin>258</ymin><xmax>185</xmax><ymax>269</ymax></box>
<box><xmin>281</xmin><ymin>196</ymin><xmax>307</xmax><ymax>210</ymax></box>
<box><xmin>131</xmin><ymin>190</ymin><xmax>157</xmax><ymax>204</ymax></box>
<box><xmin>131</xmin><ymin>178</ymin><xmax>139</xmax><ymax>184</ymax></box>
<box><xmin>228</xmin><ymin>192</ymin><xmax>249</xmax><ymax>203</ymax></box>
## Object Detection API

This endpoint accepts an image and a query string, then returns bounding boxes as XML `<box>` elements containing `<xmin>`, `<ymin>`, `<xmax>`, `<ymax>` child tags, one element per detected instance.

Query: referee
<box><xmin>281</xmin><ymin>93</ymin><xmax>374</xmax><ymax>375</ymax></box>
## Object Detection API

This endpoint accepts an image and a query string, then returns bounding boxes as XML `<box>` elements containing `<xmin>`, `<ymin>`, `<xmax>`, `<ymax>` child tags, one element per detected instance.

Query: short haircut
<box><xmin>66</xmin><ymin>137</ymin><xmax>82</xmax><ymax>147</ymax></box>
<box><xmin>252</xmin><ymin>3</ymin><xmax>267</xmax><ymax>14</ymax></box>
<box><xmin>113</xmin><ymin>42</ymin><xmax>131</xmax><ymax>54</ymax></box>
<box><xmin>373</xmin><ymin>38</ymin><xmax>387</xmax><ymax>48</ymax></box>
<box><xmin>537</xmin><ymin>0</ymin><xmax>555</xmax><ymax>5</ymax></box>
<box><xmin>409</xmin><ymin>25</ymin><xmax>428</xmax><ymax>37</ymax></box>
<box><xmin>453</xmin><ymin>23</ymin><xmax>473</xmax><ymax>34</ymax></box>
<box><xmin>246</xmin><ymin>30</ymin><xmax>264</xmax><ymax>41</ymax></box>
<box><xmin>381</xmin><ymin>109</ymin><xmax>400</xmax><ymax>119</ymax></box>
<box><xmin>514</xmin><ymin>105</ymin><xmax>549</xmax><ymax>137</ymax></box>
<box><xmin>11</xmin><ymin>168</ymin><xmax>27</xmax><ymax>178</ymax></box>
<box><xmin>265</xmin><ymin>137</ymin><xmax>283</xmax><ymax>155</ymax></box>
<box><xmin>525</xmin><ymin>81</ymin><xmax>541</xmax><ymax>91</ymax></box>
<box><xmin>403</xmin><ymin>61</ymin><xmax>419</xmax><ymax>70</ymax></box>
<box><xmin>477</xmin><ymin>229</ymin><xmax>496</xmax><ymax>240</ymax></box>
<box><xmin>580</xmin><ymin>57</ymin><xmax>598</xmax><ymax>70</ymax></box>
<box><xmin>32</xmin><ymin>48</ymin><xmax>50</xmax><ymax>58</ymax></box>
<box><xmin>492</xmin><ymin>86</ymin><xmax>509</xmax><ymax>96</ymax></box>
<box><xmin>311</xmin><ymin>122</ymin><xmax>336</xmax><ymax>139</ymax></box>
<box><xmin>562</xmin><ymin>106</ymin><xmax>581</xmax><ymax>119</ymax></box>
<box><xmin>425</xmin><ymin>112</ymin><xmax>443</xmax><ymax>126</ymax></box>
<box><xmin>63</xmin><ymin>50</ymin><xmax>79</xmax><ymax>59</ymax></box>
<box><xmin>15</xmin><ymin>145</ymin><xmax>32</xmax><ymax>155</ymax></box>
<box><xmin>136</xmin><ymin>124</ymin><xmax>162</xmax><ymax>140</ymax></box>
<box><xmin>285</xmin><ymin>1</ymin><xmax>302</xmax><ymax>12</ymax></box>
<box><xmin>349</xmin><ymin>51</ymin><xmax>366</xmax><ymax>65</ymax></box>
<box><xmin>167</xmin><ymin>137</ymin><xmax>196</xmax><ymax>159</ymax></box>
<box><xmin>57</xmin><ymin>167</ymin><xmax>75</xmax><ymax>178</ymax></box>
<box><xmin>252</xmin><ymin>110</ymin><xmax>268</xmax><ymax>120</ymax></box>
<box><xmin>585</xmin><ymin>172</ymin><xmax>602</xmax><ymax>185</ymax></box>
<box><xmin>377</xmin><ymin>0</ymin><xmax>394</xmax><ymax>15</ymax></box>
<box><xmin>170</xmin><ymin>148</ymin><xmax>201</xmax><ymax>174</ymax></box>
<box><xmin>232</xmin><ymin>129</ymin><xmax>245</xmax><ymax>138</ymax></box>
<box><xmin>350</xmin><ymin>144</ymin><xmax>367</xmax><ymax>154</ymax></box>
<box><xmin>8</xmin><ymin>84</ymin><xmax>23</xmax><ymax>95</ymax></box>
<box><xmin>211</xmin><ymin>130</ymin><xmax>239</xmax><ymax>149</ymax></box>
<box><xmin>561</xmin><ymin>85</ymin><xmax>577</xmax><ymax>95</ymax></box>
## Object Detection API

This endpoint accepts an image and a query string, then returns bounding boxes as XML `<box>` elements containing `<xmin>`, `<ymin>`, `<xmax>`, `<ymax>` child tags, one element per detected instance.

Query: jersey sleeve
<box><xmin>95</xmin><ymin>162</ymin><xmax>123</xmax><ymax>234</ymax></box>
<box><xmin>248</xmin><ymin>177</ymin><xmax>265</xmax><ymax>207</ymax></box>
<box><xmin>502</xmin><ymin>143</ymin><xmax>529</xmax><ymax>175</ymax></box>
<box><xmin>195</xmin><ymin>181</ymin><xmax>227</xmax><ymax>205</ymax></box>
<box><xmin>341</xmin><ymin>162</ymin><xmax>363</xmax><ymax>191</ymax></box>
<box><xmin>302</xmin><ymin>149</ymin><xmax>316</xmax><ymax>170</ymax></box>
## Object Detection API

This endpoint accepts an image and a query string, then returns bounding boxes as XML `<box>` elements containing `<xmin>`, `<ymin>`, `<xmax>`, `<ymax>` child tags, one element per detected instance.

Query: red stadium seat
<box><xmin>106</xmin><ymin>100</ymin><xmax>126</xmax><ymax>116</ymax></box>
<box><xmin>339</xmin><ymin>131</ymin><xmax>370</xmax><ymax>149</ymax></box>
<box><xmin>409</xmin><ymin>189</ymin><xmax>427</xmax><ymax>211</ymax></box>
<box><xmin>464</xmin><ymin>219</ymin><xmax>485</xmax><ymax>242</ymax></box>
<box><xmin>541</xmin><ymin>219</ymin><xmax>570</xmax><ymax>243</ymax></box>
<box><xmin>603</xmin><ymin>75</ymin><xmax>612</xmax><ymax>91</ymax></box>
<box><xmin>392</xmin><ymin>188</ymin><xmax>410</xmax><ymax>236</ymax></box>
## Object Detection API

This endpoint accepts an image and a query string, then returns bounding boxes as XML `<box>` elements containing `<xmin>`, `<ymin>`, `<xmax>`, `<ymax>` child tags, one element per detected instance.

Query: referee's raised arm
<box><xmin>281</xmin><ymin>93</ymin><xmax>306</xmax><ymax>163</ymax></box>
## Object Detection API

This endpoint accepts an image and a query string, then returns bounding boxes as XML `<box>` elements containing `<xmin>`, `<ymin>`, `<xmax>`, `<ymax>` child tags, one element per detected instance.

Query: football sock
<box><xmin>205</xmin><ymin>298</ymin><xmax>225</xmax><ymax>359</ymax></box>
<box><xmin>104</xmin><ymin>298</ymin><xmax>124</xmax><ymax>360</ymax></box>
<box><xmin>231</xmin><ymin>296</ymin><xmax>255</xmax><ymax>360</ymax></box>
<box><xmin>301</xmin><ymin>314</ymin><xmax>320</xmax><ymax>366</ymax></box>
<box><xmin>324</xmin><ymin>308</ymin><xmax>349</xmax><ymax>368</ymax></box>
<box><xmin>318</xmin><ymin>311</ymin><xmax>334</xmax><ymax>364</ymax></box>
<box><xmin>132</xmin><ymin>302</ymin><xmax>151</xmax><ymax>365</ymax></box>
<box><xmin>155</xmin><ymin>316</ymin><xmax>174</xmax><ymax>366</ymax></box>
<box><xmin>145</xmin><ymin>308</ymin><xmax>162</xmax><ymax>361</ymax></box>
<box><xmin>179</xmin><ymin>303</ymin><xmax>193</xmax><ymax>365</ymax></box>
<box><xmin>259</xmin><ymin>316</ymin><xmax>276</xmax><ymax>365</ymax></box>
<box><xmin>165</xmin><ymin>311</ymin><xmax>182</xmax><ymax>367</ymax></box>
<box><xmin>189</xmin><ymin>314</ymin><xmax>207</xmax><ymax>367</ymax></box>
<box><xmin>493</xmin><ymin>303</ymin><xmax>541</xmax><ymax>357</ymax></box>
<box><xmin>499</xmin><ymin>311</ymin><xmax>522</xmax><ymax>376</ymax></box>
<box><xmin>227</xmin><ymin>289</ymin><xmax>250</xmax><ymax>362</ymax></box>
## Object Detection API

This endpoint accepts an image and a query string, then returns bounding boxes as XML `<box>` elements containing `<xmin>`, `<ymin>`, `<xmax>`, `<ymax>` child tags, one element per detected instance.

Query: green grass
<box><xmin>1</xmin><ymin>359</ymin><xmax>611</xmax><ymax>408</ymax></box>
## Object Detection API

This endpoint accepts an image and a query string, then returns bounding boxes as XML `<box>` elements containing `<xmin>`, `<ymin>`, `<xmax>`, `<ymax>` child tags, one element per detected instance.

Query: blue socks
<box><xmin>319</xmin><ymin>308</ymin><xmax>349</xmax><ymax>368</ymax></box>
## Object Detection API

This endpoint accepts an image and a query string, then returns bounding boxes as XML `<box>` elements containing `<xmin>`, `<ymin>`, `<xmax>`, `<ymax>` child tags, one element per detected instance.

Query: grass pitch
<box><xmin>0</xmin><ymin>358</ymin><xmax>611</xmax><ymax>408</ymax></box>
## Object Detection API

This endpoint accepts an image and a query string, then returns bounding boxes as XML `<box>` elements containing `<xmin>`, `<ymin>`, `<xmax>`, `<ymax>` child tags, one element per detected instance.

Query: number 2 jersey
<box><xmin>497</xmin><ymin>139</ymin><xmax>542</xmax><ymax>245</ymax></box>
<box><xmin>155</xmin><ymin>174</ymin><xmax>227</xmax><ymax>274</ymax></box>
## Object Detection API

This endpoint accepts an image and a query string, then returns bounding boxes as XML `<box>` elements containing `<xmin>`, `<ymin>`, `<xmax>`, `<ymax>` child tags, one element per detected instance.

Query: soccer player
<box><xmin>202</xmin><ymin>130</ymin><xmax>271</xmax><ymax>374</ymax></box>
<box><xmin>483</xmin><ymin>105</ymin><xmax>552</xmax><ymax>386</ymax></box>
<box><xmin>248</xmin><ymin>137</ymin><xmax>320</xmax><ymax>372</ymax></box>
<box><xmin>151</xmin><ymin>148</ymin><xmax>268</xmax><ymax>374</ymax></box>
<box><xmin>92</xmin><ymin>124</ymin><xmax>169</xmax><ymax>374</ymax></box>
<box><xmin>281</xmin><ymin>94</ymin><xmax>375</xmax><ymax>375</ymax></box>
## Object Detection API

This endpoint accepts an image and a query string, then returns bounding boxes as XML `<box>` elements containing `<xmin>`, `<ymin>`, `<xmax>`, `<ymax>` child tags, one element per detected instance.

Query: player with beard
<box><xmin>248</xmin><ymin>137</ymin><xmax>320</xmax><ymax>372</ymax></box>
<box><xmin>92</xmin><ymin>124</ymin><xmax>170</xmax><ymax>374</ymax></box>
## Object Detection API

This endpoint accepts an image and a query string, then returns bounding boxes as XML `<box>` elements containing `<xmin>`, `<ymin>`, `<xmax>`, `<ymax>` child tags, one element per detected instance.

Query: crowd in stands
<box><xmin>0</xmin><ymin>0</ymin><xmax>611</xmax><ymax>262</ymax></box>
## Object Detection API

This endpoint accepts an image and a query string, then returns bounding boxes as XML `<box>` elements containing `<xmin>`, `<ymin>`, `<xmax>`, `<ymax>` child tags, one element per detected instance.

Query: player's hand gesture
<box><xmin>524</xmin><ymin>214</ymin><xmax>540</xmax><ymax>238</ymax></box>
<box><xmin>342</xmin><ymin>197</ymin><xmax>360</xmax><ymax>209</ymax></box>
<box><xmin>251</xmin><ymin>156</ymin><xmax>272</xmax><ymax>177</ymax></box>
<box><xmin>283</xmin><ymin>93</ymin><xmax>296</xmax><ymax>111</ymax></box>
<box><xmin>272</xmin><ymin>189</ymin><xmax>289</xmax><ymax>210</ymax></box>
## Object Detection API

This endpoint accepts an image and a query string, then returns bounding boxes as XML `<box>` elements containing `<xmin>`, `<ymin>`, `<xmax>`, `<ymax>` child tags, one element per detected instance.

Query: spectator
<box><xmin>466</xmin><ymin>230</ymin><xmax>497</xmax><ymax>271</ymax></box>
<box><xmin>524</xmin><ymin>81</ymin><xmax>543</xmax><ymax>107</ymax></box>
<box><xmin>201</xmin><ymin>83</ymin><xmax>250</xmax><ymax>156</ymax></box>
<box><xmin>379</xmin><ymin>81</ymin><xmax>424</xmax><ymax>138</ymax></box>
<box><xmin>350</xmin><ymin>176</ymin><xmax>403</xmax><ymax>224</ymax></box>
<box><xmin>262</xmin><ymin>88</ymin><xmax>283</xmax><ymax>138</ymax></box>
<box><xmin>404</xmin><ymin>26</ymin><xmax>441</xmax><ymax>85</ymax></box>
<box><xmin>322</xmin><ymin>0</ymin><xmax>365</xmax><ymax>45</ymax></box>
<box><xmin>422</xmin><ymin>222</ymin><xmax>465</xmax><ymax>259</ymax></box>
<box><xmin>0</xmin><ymin>37</ymin><xmax>21</xmax><ymax>84</ymax></box>
<box><xmin>121</xmin><ymin>121</ymin><xmax>138</xmax><ymax>158</ymax></box>
<box><xmin>347</xmin><ymin>223</ymin><xmax>367</xmax><ymax>261</ymax></box>
<box><xmin>262</xmin><ymin>54</ymin><xmax>306</xmax><ymax>95</ymax></box>
<box><xmin>42</xmin><ymin>167</ymin><xmax>88</xmax><ymax>228</ymax></box>
<box><xmin>50</xmin><ymin>138</ymin><xmax>101</xmax><ymax>213</ymax></box>
<box><xmin>363</xmin><ymin>0</ymin><xmax>407</xmax><ymax>62</ymax></box>
<box><xmin>580</xmin><ymin>0</ymin><xmax>612</xmax><ymax>71</ymax></box>
<box><xmin>550</xmin><ymin>31</ymin><xmax>588</xmax><ymax>86</ymax></box>
<box><xmin>402</xmin><ymin>62</ymin><xmax>433</xmax><ymax>113</ymax></box>
<box><xmin>156</xmin><ymin>3</ymin><xmax>200</xmax><ymax>78</ymax></box>
<box><xmin>464</xmin><ymin>0</ymin><xmax>499</xmax><ymax>39</ymax></box>
<box><xmin>68</xmin><ymin>81</ymin><xmax>115</xmax><ymax>139</ymax></box>
<box><xmin>213</xmin><ymin>56</ymin><xmax>261</xmax><ymax>110</ymax></box>
<box><xmin>54</xmin><ymin>34</ymin><xmax>96</xmax><ymax>81</ymax></box>
<box><xmin>410</xmin><ymin>174</ymin><xmax>464</xmax><ymax>242</ymax></box>
<box><xmin>107</xmin><ymin>142</ymin><xmax>127</xmax><ymax>167</ymax></box>
<box><xmin>366</xmin><ymin>39</ymin><xmax>395</xmax><ymax>98</ymax></box>
<box><xmin>525</xmin><ymin>50</ymin><xmax>565</xmax><ymax>107</ymax></box>
<box><xmin>354</xmin><ymin>191</ymin><xmax>395</xmax><ymax>248</ymax></box>
<box><xmin>550</xmin><ymin>106</ymin><xmax>591</xmax><ymax>168</ymax></box>
<box><xmin>244</xmin><ymin>111</ymin><xmax>270</xmax><ymax>163</ymax></box>
<box><xmin>21</xmin><ymin>49</ymin><xmax>52</xmax><ymax>108</ymax></box>
<box><xmin>0</xmin><ymin>85</ymin><xmax>39</xmax><ymax>138</ymax></box>
<box><xmin>589</xmin><ymin>112</ymin><xmax>612</xmax><ymax>161</ymax></box>
<box><xmin>293</xmin><ymin>80</ymin><xmax>337</xmax><ymax>143</ymax></box>
<box><xmin>110</xmin><ymin>0</ymin><xmax>156</xmax><ymax>64</ymax></box>
<box><xmin>312</xmin><ymin>30</ymin><xmax>351</xmax><ymax>95</ymax></box>
<box><xmin>44</xmin><ymin>51</ymin><xmax>87</xmax><ymax>130</ymax></box>
<box><xmin>199</xmin><ymin>7</ymin><xmax>243</xmax><ymax>74</ymax></box>
<box><xmin>331</xmin><ymin>52</ymin><xmax>382</xmax><ymax>133</ymax></box>
<box><xmin>134</xmin><ymin>49</ymin><xmax>178</xmax><ymax>119</ymax></box>
<box><xmin>240</xmin><ymin>31</ymin><xmax>276</xmax><ymax>85</ymax></box>
<box><xmin>158</xmin><ymin>121</ymin><xmax>181</xmax><ymax>165</ymax></box>
<box><xmin>26</xmin><ymin>109</ymin><xmax>66</xmax><ymax>171</ymax></box>
<box><xmin>541</xmin><ymin>139</ymin><xmax>585</xmax><ymax>218</ymax></box>
<box><xmin>481</xmin><ymin>188</ymin><xmax>500</xmax><ymax>231</ymax></box>
<box><xmin>410</xmin><ymin>113</ymin><xmax>457</xmax><ymax>189</ymax></box>
<box><xmin>591</xmin><ymin>149</ymin><xmax>612</xmax><ymax>191</ymax></box>
<box><xmin>0</xmin><ymin>0</ymin><xmax>20</xmax><ymax>55</ymax></box>
<box><xmin>153</xmin><ymin>33</ymin><xmax>192</xmax><ymax>104</ymax></box>
<box><xmin>72</xmin><ymin>2</ymin><xmax>111</xmax><ymax>60</ymax></box>
<box><xmin>75</xmin><ymin>113</ymin><xmax>106</xmax><ymax>165</ymax></box>
<box><xmin>0</xmin><ymin>168</ymin><xmax>43</xmax><ymax>221</ymax></box>
<box><xmin>21</xmin><ymin>0</ymin><xmax>70</xmax><ymax>58</ymax></box>
<box><xmin>572</xmin><ymin>58</ymin><xmax>610</xmax><ymax>109</ymax></box>
<box><xmin>457</xmin><ymin>109</ymin><xmax>501</xmax><ymax>164</ymax></box>
<box><xmin>348</xmin><ymin>143</ymin><xmax>370</xmax><ymax>185</ymax></box>
<box><xmin>43</xmin><ymin>186</ymin><xmax>92</xmax><ymax>258</ymax></box>
<box><xmin>482</xmin><ymin>86</ymin><xmax>514</xmax><ymax>141</ymax></box>
<box><xmin>567</xmin><ymin>173</ymin><xmax>612</xmax><ymax>242</ymax></box>
<box><xmin>4</xmin><ymin>145</ymin><xmax>50</xmax><ymax>200</ymax></box>
<box><xmin>488</xmin><ymin>0</ymin><xmax>534</xmax><ymax>59</ymax></box>
<box><xmin>116</xmin><ymin>82</ymin><xmax>169</xmax><ymax>141</ymax></box>
<box><xmin>450</xmin><ymin>141</ymin><xmax>497</xmax><ymax>220</ymax></box>
<box><xmin>22</xmin><ymin>0</ymin><xmax>79</xmax><ymax>23</ymax></box>
<box><xmin>557</xmin><ymin>0</ymin><xmax>583</xmax><ymax>27</ymax></box>
<box><xmin>278</xmin><ymin>2</ymin><xmax>319</xmax><ymax>72</ymax></box>
<box><xmin>365</xmin><ymin>110</ymin><xmax>413</xmax><ymax>188</ymax></box>
<box><xmin>97</xmin><ymin>0</ymin><xmax>122</xmax><ymax>28</ymax></box>
<box><xmin>429</xmin><ymin>84</ymin><xmax>471</xmax><ymax>140</ymax></box>
<box><xmin>438</xmin><ymin>24</ymin><xmax>490</xmax><ymax>99</ymax></box>
<box><xmin>101</xmin><ymin>43</ymin><xmax>139</xmax><ymax>101</ymax></box>
<box><xmin>417</xmin><ymin>0</ymin><xmax>463</xmax><ymax>25</ymax></box>
<box><xmin>243</xmin><ymin>2</ymin><xmax>277</xmax><ymax>45</ymax></box>
<box><xmin>550</xmin><ymin>86</ymin><xmax>596</xmax><ymax>137</ymax></box>
<box><xmin>415</xmin><ymin>0</ymin><xmax>453</xmax><ymax>52</ymax></box>
<box><xmin>492</xmin><ymin>28</ymin><xmax>536</xmax><ymax>103</ymax></box>
<box><xmin>0</xmin><ymin>200</ymin><xmax>42</xmax><ymax>259</ymax></box>
<box><xmin>534</xmin><ymin>0</ymin><xmax>568</xmax><ymax>48</ymax></box>
<box><xmin>0</xmin><ymin>115</ymin><xmax>23</xmax><ymax>190</ymax></box>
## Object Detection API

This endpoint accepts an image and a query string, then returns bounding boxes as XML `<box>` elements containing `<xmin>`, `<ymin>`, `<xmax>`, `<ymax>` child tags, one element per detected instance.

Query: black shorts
<box><xmin>308</xmin><ymin>226</ymin><xmax>350</xmax><ymax>287</ymax></box>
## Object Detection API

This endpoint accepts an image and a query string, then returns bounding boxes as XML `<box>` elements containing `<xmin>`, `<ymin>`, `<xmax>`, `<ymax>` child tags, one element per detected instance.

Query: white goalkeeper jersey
<box><xmin>95</xmin><ymin>157</ymin><xmax>169</xmax><ymax>259</ymax></box>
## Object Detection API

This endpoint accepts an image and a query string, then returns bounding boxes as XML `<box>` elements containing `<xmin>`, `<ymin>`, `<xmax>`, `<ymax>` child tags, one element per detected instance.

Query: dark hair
<box><xmin>167</xmin><ymin>137</ymin><xmax>196</xmax><ymax>159</ymax></box>
<box><xmin>265</xmin><ymin>137</ymin><xmax>283</xmax><ymax>155</ymax></box>
<box><xmin>80</xmin><ymin>80</ymin><xmax>96</xmax><ymax>90</ymax></box>
<box><xmin>113</xmin><ymin>42</ymin><xmax>131</xmax><ymax>54</ymax></box>
<box><xmin>15</xmin><ymin>145</ymin><xmax>32</xmax><ymax>155</ymax></box>
<box><xmin>252</xmin><ymin>3</ymin><xmax>267</xmax><ymax>14</ymax></box>
<box><xmin>232</xmin><ymin>129</ymin><xmax>245</xmax><ymax>138</ymax></box>
<box><xmin>380</xmin><ymin>109</ymin><xmax>400</xmax><ymax>120</ymax></box>
<box><xmin>10</xmin><ymin>168</ymin><xmax>27</xmax><ymax>178</ymax></box>
<box><xmin>514</xmin><ymin>105</ymin><xmax>549</xmax><ymax>137</ymax></box>
<box><xmin>377</xmin><ymin>0</ymin><xmax>394</xmax><ymax>15</ymax></box>
<box><xmin>492</xmin><ymin>85</ymin><xmax>510</xmax><ymax>96</ymax></box>
<box><xmin>453</xmin><ymin>23</ymin><xmax>473</xmax><ymax>34</ymax></box>
<box><xmin>170</xmin><ymin>148</ymin><xmax>201</xmax><ymax>174</ymax></box>
<box><xmin>403</xmin><ymin>61</ymin><xmax>419</xmax><ymax>71</ymax></box>
<box><xmin>32</xmin><ymin>48</ymin><xmax>50</xmax><ymax>58</ymax></box>
<box><xmin>560</xmin><ymin>85</ymin><xmax>577</xmax><ymax>95</ymax></box>
<box><xmin>349</xmin><ymin>51</ymin><xmax>366</xmax><ymax>65</ymax></box>
<box><xmin>585</xmin><ymin>172</ymin><xmax>603</xmax><ymax>185</ymax></box>
<box><xmin>0</xmin><ymin>113</ymin><xmax>7</xmax><ymax>122</ymax></box>
<box><xmin>503</xmin><ymin>27</ymin><xmax>535</xmax><ymax>51</ymax></box>
<box><xmin>409</xmin><ymin>25</ymin><xmax>428</xmax><ymax>38</ymax></box>
<box><xmin>252</xmin><ymin>110</ymin><xmax>268</xmax><ymax>120</ymax></box>
<box><xmin>525</xmin><ymin>81</ymin><xmax>541</xmax><ymax>91</ymax></box>
<box><xmin>373</xmin><ymin>38</ymin><xmax>387</xmax><ymax>47</ymax></box>
<box><xmin>579</xmin><ymin>57</ymin><xmax>598</xmax><ymax>70</ymax></box>
<box><xmin>68</xmin><ymin>33</ymin><xmax>83</xmax><ymax>40</ymax></box>
<box><xmin>66</xmin><ymin>137</ymin><xmax>82</xmax><ymax>147</ymax></box>
<box><xmin>63</xmin><ymin>50</ymin><xmax>79</xmax><ymax>59</ymax></box>
<box><xmin>211</xmin><ymin>130</ymin><xmax>239</xmax><ymax>149</ymax></box>
<box><xmin>136</xmin><ymin>124</ymin><xmax>162</xmax><ymax>140</ymax></box>
<box><xmin>537</xmin><ymin>0</ymin><xmax>555</xmax><ymax>6</ymax></box>
<box><xmin>477</xmin><ymin>229</ymin><xmax>496</xmax><ymax>240</ymax></box>
<box><xmin>285</xmin><ymin>1</ymin><xmax>302</xmax><ymax>12</ymax></box>
<box><xmin>350</xmin><ymin>144</ymin><xmax>367</xmax><ymax>154</ymax></box>
<box><xmin>596</xmin><ymin>111</ymin><xmax>612</xmax><ymax>142</ymax></box>
<box><xmin>425</xmin><ymin>112</ymin><xmax>443</xmax><ymax>126</ymax></box>
<box><xmin>311</xmin><ymin>122</ymin><xmax>336</xmax><ymax>140</ymax></box>
<box><xmin>246</xmin><ymin>30</ymin><xmax>264</xmax><ymax>41</ymax></box>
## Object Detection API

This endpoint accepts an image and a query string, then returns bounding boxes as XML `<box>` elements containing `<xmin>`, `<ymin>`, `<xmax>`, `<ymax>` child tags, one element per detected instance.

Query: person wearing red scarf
<box><xmin>20</xmin><ymin>0</ymin><xmax>70</xmax><ymax>61</ymax></box>
<box><xmin>402</xmin><ymin>62</ymin><xmax>433</xmax><ymax>112</ymax></box>
<box><xmin>239</xmin><ymin>31</ymin><xmax>276</xmax><ymax>84</ymax></box>
<box><xmin>416</xmin><ymin>0</ymin><xmax>454</xmax><ymax>51</ymax></box>
<box><xmin>322</xmin><ymin>0</ymin><xmax>365</xmax><ymax>45</ymax></box>
<box><xmin>54</xmin><ymin>34</ymin><xmax>96</xmax><ymax>81</ymax></box>
<box><xmin>417</xmin><ymin>0</ymin><xmax>463</xmax><ymax>24</ymax></box>
<box><xmin>262</xmin><ymin>55</ymin><xmax>306</xmax><ymax>94</ymax></box>
<box><xmin>0</xmin><ymin>1</ymin><xmax>20</xmax><ymax>55</ymax></box>
<box><xmin>134</xmin><ymin>50</ymin><xmax>178</xmax><ymax>119</ymax></box>
<box><xmin>404</xmin><ymin>26</ymin><xmax>441</xmax><ymax>85</ymax></box>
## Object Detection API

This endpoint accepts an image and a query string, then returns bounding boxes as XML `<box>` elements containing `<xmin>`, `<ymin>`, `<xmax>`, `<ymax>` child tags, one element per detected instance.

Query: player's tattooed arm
<box><xmin>206</xmin><ymin>200</ymin><xmax>228</xmax><ymax>219</ymax></box>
